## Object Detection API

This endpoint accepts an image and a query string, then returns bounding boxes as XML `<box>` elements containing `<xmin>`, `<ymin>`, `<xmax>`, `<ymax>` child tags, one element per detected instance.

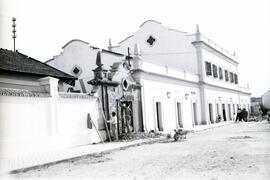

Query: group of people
<box><xmin>235</xmin><ymin>108</ymin><xmax>248</xmax><ymax>122</ymax></box>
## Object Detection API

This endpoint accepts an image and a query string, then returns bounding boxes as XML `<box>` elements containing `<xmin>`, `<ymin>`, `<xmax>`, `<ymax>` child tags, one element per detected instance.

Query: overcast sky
<box><xmin>0</xmin><ymin>0</ymin><xmax>269</xmax><ymax>96</ymax></box>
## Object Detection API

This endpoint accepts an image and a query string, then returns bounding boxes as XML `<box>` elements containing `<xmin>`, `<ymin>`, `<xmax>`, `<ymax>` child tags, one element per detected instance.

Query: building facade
<box><xmin>46</xmin><ymin>40</ymin><xmax>143</xmax><ymax>137</ymax></box>
<box><xmin>47</xmin><ymin>20</ymin><xmax>251</xmax><ymax>134</ymax></box>
<box><xmin>112</xmin><ymin>20</ymin><xmax>251</xmax><ymax>132</ymax></box>
<box><xmin>46</xmin><ymin>39</ymin><xmax>126</xmax><ymax>93</ymax></box>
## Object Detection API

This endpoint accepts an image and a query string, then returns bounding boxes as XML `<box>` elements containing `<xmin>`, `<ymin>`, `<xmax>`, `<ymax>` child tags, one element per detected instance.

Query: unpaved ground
<box><xmin>8</xmin><ymin>121</ymin><xmax>270</xmax><ymax>180</ymax></box>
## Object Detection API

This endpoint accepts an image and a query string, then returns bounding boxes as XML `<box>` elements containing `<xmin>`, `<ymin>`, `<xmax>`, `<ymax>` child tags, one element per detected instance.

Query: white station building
<box><xmin>0</xmin><ymin>21</ymin><xmax>252</xmax><ymax>159</ymax></box>
<box><xmin>47</xmin><ymin>20</ymin><xmax>251</xmax><ymax>134</ymax></box>
<box><xmin>111</xmin><ymin>20</ymin><xmax>251</xmax><ymax>131</ymax></box>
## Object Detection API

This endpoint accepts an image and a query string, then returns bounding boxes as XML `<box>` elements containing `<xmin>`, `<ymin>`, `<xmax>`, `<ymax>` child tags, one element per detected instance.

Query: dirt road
<box><xmin>11</xmin><ymin>121</ymin><xmax>270</xmax><ymax>180</ymax></box>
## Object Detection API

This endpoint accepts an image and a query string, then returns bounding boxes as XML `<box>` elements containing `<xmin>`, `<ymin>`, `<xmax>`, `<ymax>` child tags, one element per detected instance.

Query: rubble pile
<box><xmin>118</xmin><ymin>132</ymin><xmax>163</xmax><ymax>141</ymax></box>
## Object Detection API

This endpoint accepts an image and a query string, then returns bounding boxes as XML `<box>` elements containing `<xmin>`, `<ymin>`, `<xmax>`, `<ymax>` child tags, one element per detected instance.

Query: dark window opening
<box><xmin>123</xmin><ymin>80</ymin><xmax>128</xmax><ymax>89</ymax></box>
<box><xmin>146</xmin><ymin>36</ymin><xmax>156</xmax><ymax>46</ymax></box>
<box><xmin>205</xmin><ymin>61</ymin><xmax>212</xmax><ymax>76</ymax></box>
<box><xmin>219</xmin><ymin>67</ymin><xmax>223</xmax><ymax>80</ymax></box>
<box><xmin>230</xmin><ymin>72</ymin><xmax>234</xmax><ymax>83</ymax></box>
<box><xmin>156</xmin><ymin>102</ymin><xmax>163</xmax><ymax>131</ymax></box>
<box><xmin>73</xmin><ymin>67</ymin><xmax>80</xmax><ymax>74</ymax></box>
<box><xmin>225</xmin><ymin>70</ymin><xmax>229</xmax><ymax>81</ymax></box>
<box><xmin>234</xmin><ymin>74</ymin><xmax>238</xmax><ymax>84</ymax></box>
<box><xmin>213</xmin><ymin>64</ymin><xmax>218</xmax><ymax>78</ymax></box>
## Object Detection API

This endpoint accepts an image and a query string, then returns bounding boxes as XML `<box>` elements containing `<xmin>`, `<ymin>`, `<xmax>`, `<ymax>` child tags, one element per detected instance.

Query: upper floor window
<box><xmin>71</xmin><ymin>65</ymin><xmax>82</xmax><ymax>77</ymax></box>
<box><xmin>205</xmin><ymin>61</ymin><xmax>212</xmax><ymax>76</ymax></box>
<box><xmin>234</xmin><ymin>74</ymin><xmax>238</xmax><ymax>84</ymax></box>
<box><xmin>230</xmin><ymin>72</ymin><xmax>234</xmax><ymax>83</ymax></box>
<box><xmin>212</xmin><ymin>64</ymin><xmax>218</xmax><ymax>78</ymax></box>
<box><xmin>146</xmin><ymin>35</ymin><xmax>156</xmax><ymax>46</ymax></box>
<box><xmin>225</xmin><ymin>70</ymin><xmax>229</xmax><ymax>81</ymax></box>
<box><xmin>219</xmin><ymin>67</ymin><xmax>223</xmax><ymax>80</ymax></box>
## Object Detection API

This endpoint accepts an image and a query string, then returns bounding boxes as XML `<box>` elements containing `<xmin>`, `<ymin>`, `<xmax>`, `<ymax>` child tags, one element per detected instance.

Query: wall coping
<box><xmin>58</xmin><ymin>92</ymin><xmax>93</xmax><ymax>99</ymax></box>
<box><xmin>0</xmin><ymin>88</ymin><xmax>50</xmax><ymax>97</ymax></box>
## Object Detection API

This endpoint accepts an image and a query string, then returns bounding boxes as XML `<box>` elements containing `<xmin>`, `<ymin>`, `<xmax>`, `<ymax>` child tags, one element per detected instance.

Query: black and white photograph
<box><xmin>0</xmin><ymin>0</ymin><xmax>270</xmax><ymax>179</ymax></box>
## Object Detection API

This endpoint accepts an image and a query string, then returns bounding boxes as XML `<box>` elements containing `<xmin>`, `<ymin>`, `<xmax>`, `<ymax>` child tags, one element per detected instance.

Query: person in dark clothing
<box><xmin>235</xmin><ymin>108</ymin><xmax>243</xmax><ymax>122</ymax></box>
<box><xmin>242</xmin><ymin>108</ymin><xmax>248</xmax><ymax>122</ymax></box>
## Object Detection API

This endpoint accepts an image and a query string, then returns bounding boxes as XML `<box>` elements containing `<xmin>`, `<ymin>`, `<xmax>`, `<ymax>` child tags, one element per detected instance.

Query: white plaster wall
<box><xmin>47</xmin><ymin>40</ymin><xmax>124</xmax><ymax>92</ymax></box>
<box><xmin>141</xmin><ymin>78</ymin><xmax>201</xmax><ymax>132</ymax></box>
<box><xmin>239</xmin><ymin>94</ymin><xmax>251</xmax><ymax>112</ymax></box>
<box><xmin>0</xmin><ymin>96</ymin><xmax>50</xmax><ymax>139</ymax></box>
<box><xmin>56</xmin><ymin>97</ymin><xmax>101</xmax><ymax>147</ymax></box>
<box><xmin>0</xmin><ymin>95</ymin><xmax>101</xmax><ymax>157</ymax></box>
<box><xmin>141</xmin><ymin>61</ymin><xmax>199</xmax><ymax>82</ymax></box>
<box><xmin>113</xmin><ymin>20</ymin><xmax>198</xmax><ymax>74</ymax></box>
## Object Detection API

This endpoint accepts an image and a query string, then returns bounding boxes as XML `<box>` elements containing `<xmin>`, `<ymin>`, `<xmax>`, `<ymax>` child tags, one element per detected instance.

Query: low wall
<box><xmin>0</xmin><ymin>92</ymin><xmax>104</xmax><ymax>158</ymax></box>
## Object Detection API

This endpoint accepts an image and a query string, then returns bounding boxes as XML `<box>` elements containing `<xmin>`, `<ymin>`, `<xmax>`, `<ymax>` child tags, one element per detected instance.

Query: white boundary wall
<box><xmin>0</xmin><ymin>77</ymin><xmax>103</xmax><ymax>158</ymax></box>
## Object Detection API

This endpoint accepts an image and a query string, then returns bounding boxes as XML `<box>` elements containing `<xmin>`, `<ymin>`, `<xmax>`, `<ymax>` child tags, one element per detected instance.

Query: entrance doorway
<box><xmin>155</xmin><ymin>102</ymin><xmax>163</xmax><ymax>131</ymax></box>
<box><xmin>228</xmin><ymin>104</ymin><xmax>232</xmax><ymax>120</ymax></box>
<box><xmin>193</xmin><ymin>102</ymin><xmax>198</xmax><ymax>125</ymax></box>
<box><xmin>118</xmin><ymin>101</ymin><xmax>133</xmax><ymax>135</ymax></box>
<box><xmin>176</xmin><ymin>102</ymin><xmax>183</xmax><ymax>128</ymax></box>
<box><xmin>222</xmin><ymin>104</ymin><xmax>226</xmax><ymax>121</ymax></box>
<box><xmin>209</xmin><ymin>103</ymin><xmax>214</xmax><ymax>124</ymax></box>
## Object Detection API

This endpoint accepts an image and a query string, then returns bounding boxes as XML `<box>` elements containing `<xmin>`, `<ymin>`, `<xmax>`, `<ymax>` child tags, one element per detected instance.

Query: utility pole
<box><xmin>12</xmin><ymin>17</ymin><xmax>17</xmax><ymax>52</ymax></box>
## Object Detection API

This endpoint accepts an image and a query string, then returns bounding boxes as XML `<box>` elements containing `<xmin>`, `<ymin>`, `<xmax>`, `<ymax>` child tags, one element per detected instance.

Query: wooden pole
<box><xmin>98</xmin><ymin>97</ymin><xmax>112</xmax><ymax>142</ymax></box>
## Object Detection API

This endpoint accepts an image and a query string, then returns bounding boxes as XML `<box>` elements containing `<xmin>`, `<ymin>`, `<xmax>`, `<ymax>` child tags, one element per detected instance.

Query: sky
<box><xmin>0</xmin><ymin>0</ymin><xmax>269</xmax><ymax>96</ymax></box>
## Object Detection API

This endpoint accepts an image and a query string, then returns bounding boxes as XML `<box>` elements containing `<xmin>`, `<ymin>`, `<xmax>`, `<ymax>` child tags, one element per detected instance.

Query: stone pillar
<box><xmin>39</xmin><ymin>77</ymin><xmax>59</xmax><ymax>97</ymax></box>
<box><xmin>39</xmin><ymin>77</ymin><xmax>59</xmax><ymax>135</ymax></box>
<box><xmin>193</xmin><ymin>41</ymin><xmax>208</xmax><ymax>125</ymax></box>
<box><xmin>133</xmin><ymin>43</ymin><xmax>142</xmax><ymax>69</ymax></box>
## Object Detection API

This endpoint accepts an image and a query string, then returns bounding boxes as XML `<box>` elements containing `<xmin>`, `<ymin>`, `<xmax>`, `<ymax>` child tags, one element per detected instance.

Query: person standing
<box><xmin>242</xmin><ymin>108</ymin><xmax>248</xmax><ymax>122</ymax></box>
<box><xmin>235</xmin><ymin>108</ymin><xmax>242</xmax><ymax>122</ymax></box>
<box><xmin>107</xmin><ymin>112</ymin><xmax>118</xmax><ymax>141</ymax></box>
